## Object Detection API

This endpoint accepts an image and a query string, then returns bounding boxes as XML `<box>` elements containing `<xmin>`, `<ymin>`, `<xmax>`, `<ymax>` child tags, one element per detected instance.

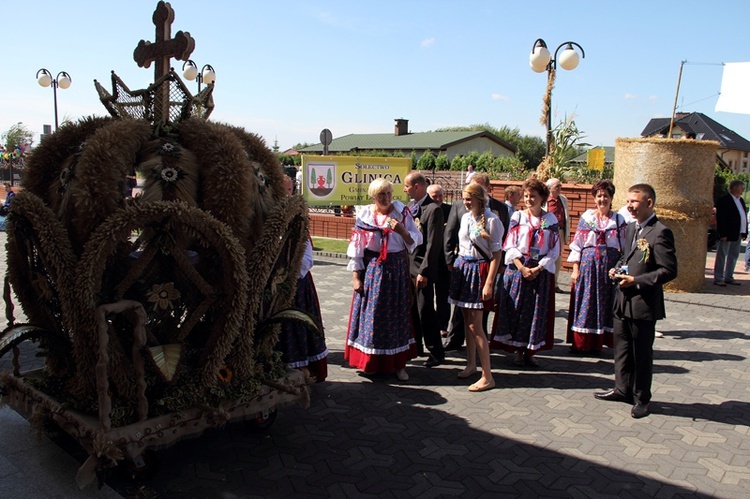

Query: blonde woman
<box><xmin>448</xmin><ymin>183</ymin><xmax>503</xmax><ymax>392</ymax></box>
<box><xmin>345</xmin><ymin>179</ymin><xmax>422</xmax><ymax>381</ymax></box>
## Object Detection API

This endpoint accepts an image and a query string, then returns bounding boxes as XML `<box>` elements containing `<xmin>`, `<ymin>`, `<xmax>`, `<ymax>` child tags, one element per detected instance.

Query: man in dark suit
<box><xmin>595</xmin><ymin>183</ymin><xmax>677</xmax><ymax>419</ymax></box>
<box><xmin>713</xmin><ymin>180</ymin><xmax>747</xmax><ymax>286</ymax></box>
<box><xmin>405</xmin><ymin>172</ymin><xmax>445</xmax><ymax>367</ymax></box>
<box><xmin>427</xmin><ymin>183</ymin><xmax>452</xmax><ymax>336</ymax></box>
<box><xmin>443</xmin><ymin>173</ymin><xmax>509</xmax><ymax>350</ymax></box>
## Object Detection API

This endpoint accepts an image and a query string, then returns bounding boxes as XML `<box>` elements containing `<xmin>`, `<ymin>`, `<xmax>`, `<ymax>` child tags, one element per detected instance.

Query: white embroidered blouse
<box><xmin>346</xmin><ymin>201</ymin><xmax>422</xmax><ymax>271</ymax></box>
<box><xmin>503</xmin><ymin>210</ymin><xmax>560</xmax><ymax>274</ymax></box>
<box><xmin>566</xmin><ymin>209</ymin><xmax>627</xmax><ymax>263</ymax></box>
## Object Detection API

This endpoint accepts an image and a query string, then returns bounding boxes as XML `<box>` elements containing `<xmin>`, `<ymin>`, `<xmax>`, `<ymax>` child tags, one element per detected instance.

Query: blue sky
<box><xmin>3</xmin><ymin>0</ymin><xmax>749</xmax><ymax>152</ymax></box>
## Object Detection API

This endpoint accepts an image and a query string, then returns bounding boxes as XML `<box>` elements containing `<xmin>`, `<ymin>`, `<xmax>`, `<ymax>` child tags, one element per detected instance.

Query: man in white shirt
<box><xmin>713</xmin><ymin>180</ymin><xmax>747</xmax><ymax>286</ymax></box>
<box><xmin>464</xmin><ymin>165</ymin><xmax>476</xmax><ymax>185</ymax></box>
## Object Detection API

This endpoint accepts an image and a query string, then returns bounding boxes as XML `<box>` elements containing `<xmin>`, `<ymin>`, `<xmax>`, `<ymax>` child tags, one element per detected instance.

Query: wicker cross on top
<box><xmin>133</xmin><ymin>1</ymin><xmax>195</xmax><ymax>84</ymax></box>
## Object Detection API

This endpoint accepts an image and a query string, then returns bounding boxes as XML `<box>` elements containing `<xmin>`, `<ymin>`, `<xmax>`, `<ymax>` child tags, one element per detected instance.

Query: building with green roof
<box><xmin>299</xmin><ymin>119</ymin><xmax>516</xmax><ymax>160</ymax></box>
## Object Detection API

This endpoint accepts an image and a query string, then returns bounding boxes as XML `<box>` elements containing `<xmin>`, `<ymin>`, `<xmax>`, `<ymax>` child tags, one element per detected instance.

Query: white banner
<box><xmin>715</xmin><ymin>62</ymin><xmax>750</xmax><ymax>114</ymax></box>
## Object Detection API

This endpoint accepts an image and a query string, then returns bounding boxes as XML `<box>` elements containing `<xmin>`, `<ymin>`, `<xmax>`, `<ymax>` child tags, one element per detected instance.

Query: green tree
<box><xmin>435</xmin><ymin>152</ymin><xmax>450</xmax><ymax>170</ymax></box>
<box><xmin>476</xmin><ymin>150</ymin><xmax>495</xmax><ymax>172</ymax></box>
<box><xmin>433</xmin><ymin>123</ymin><xmax>544</xmax><ymax>170</ymax></box>
<box><xmin>450</xmin><ymin>155</ymin><xmax>466</xmax><ymax>171</ymax></box>
<box><xmin>491</xmin><ymin>155</ymin><xmax>525</xmax><ymax>173</ymax></box>
<box><xmin>277</xmin><ymin>154</ymin><xmax>296</xmax><ymax>166</ymax></box>
<box><xmin>409</xmin><ymin>151</ymin><xmax>418</xmax><ymax>169</ymax></box>
<box><xmin>2</xmin><ymin>123</ymin><xmax>34</xmax><ymax>153</ymax></box>
<box><xmin>465</xmin><ymin>151</ymin><xmax>480</xmax><ymax>170</ymax></box>
<box><xmin>514</xmin><ymin>135</ymin><xmax>546</xmax><ymax>170</ymax></box>
<box><xmin>326</xmin><ymin>168</ymin><xmax>332</xmax><ymax>187</ymax></box>
<box><xmin>416</xmin><ymin>150</ymin><xmax>436</xmax><ymax>170</ymax></box>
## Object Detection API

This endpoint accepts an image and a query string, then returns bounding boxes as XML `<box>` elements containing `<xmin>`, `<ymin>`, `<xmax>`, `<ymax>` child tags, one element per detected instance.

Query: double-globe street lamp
<box><xmin>36</xmin><ymin>69</ymin><xmax>72</xmax><ymax>131</ymax></box>
<box><xmin>182</xmin><ymin>60</ymin><xmax>216</xmax><ymax>92</ymax></box>
<box><xmin>529</xmin><ymin>39</ymin><xmax>585</xmax><ymax>156</ymax></box>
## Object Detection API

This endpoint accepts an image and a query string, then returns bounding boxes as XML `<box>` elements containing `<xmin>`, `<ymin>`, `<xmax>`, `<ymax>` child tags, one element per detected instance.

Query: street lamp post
<box><xmin>182</xmin><ymin>60</ymin><xmax>216</xmax><ymax>92</ymax></box>
<box><xmin>529</xmin><ymin>39</ymin><xmax>585</xmax><ymax>156</ymax></box>
<box><xmin>36</xmin><ymin>69</ymin><xmax>72</xmax><ymax>131</ymax></box>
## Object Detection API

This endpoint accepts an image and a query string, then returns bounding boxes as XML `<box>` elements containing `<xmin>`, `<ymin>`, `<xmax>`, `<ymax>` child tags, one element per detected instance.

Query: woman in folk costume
<box><xmin>492</xmin><ymin>177</ymin><xmax>560</xmax><ymax>367</ymax></box>
<box><xmin>276</xmin><ymin>175</ymin><xmax>329</xmax><ymax>381</ymax></box>
<box><xmin>448</xmin><ymin>182</ymin><xmax>504</xmax><ymax>392</ymax></box>
<box><xmin>277</xmin><ymin>239</ymin><xmax>329</xmax><ymax>381</ymax></box>
<box><xmin>345</xmin><ymin>178</ymin><xmax>422</xmax><ymax>381</ymax></box>
<box><xmin>566</xmin><ymin>180</ymin><xmax>628</xmax><ymax>355</ymax></box>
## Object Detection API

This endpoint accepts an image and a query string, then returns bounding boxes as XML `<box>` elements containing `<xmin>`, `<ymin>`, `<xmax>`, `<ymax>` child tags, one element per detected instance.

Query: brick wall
<box><xmin>308</xmin><ymin>175</ymin><xmax>596</xmax><ymax>272</ymax></box>
<box><xmin>309</xmin><ymin>213</ymin><xmax>355</xmax><ymax>240</ymax></box>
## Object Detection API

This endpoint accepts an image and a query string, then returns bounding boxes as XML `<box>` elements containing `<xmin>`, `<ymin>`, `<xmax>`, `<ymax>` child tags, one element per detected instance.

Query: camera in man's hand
<box><xmin>611</xmin><ymin>265</ymin><xmax>628</xmax><ymax>282</ymax></box>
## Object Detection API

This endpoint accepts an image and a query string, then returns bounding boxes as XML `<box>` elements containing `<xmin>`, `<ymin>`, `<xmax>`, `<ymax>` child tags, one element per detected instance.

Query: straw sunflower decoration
<box><xmin>147</xmin><ymin>282</ymin><xmax>181</xmax><ymax>310</ymax></box>
<box><xmin>636</xmin><ymin>238</ymin><xmax>651</xmax><ymax>263</ymax></box>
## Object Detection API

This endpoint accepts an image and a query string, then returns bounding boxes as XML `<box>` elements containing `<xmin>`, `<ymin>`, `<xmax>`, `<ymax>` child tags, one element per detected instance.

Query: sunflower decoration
<box><xmin>158</xmin><ymin>166</ymin><xmax>184</xmax><ymax>184</ymax></box>
<box><xmin>217</xmin><ymin>364</ymin><xmax>233</xmax><ymax>383</ymax></box>
<box><xmin>152</xmin><ymin>142</ymin><xmax>187</xmax><ymax>186</ymax></box>
<box><xmin>156</xmin><ymin>141</ymin><xmax>180</xmax><ymax>158</ymax></box>
<box><xmin>146</xmin><ymin>282</ymin><xmax>181</xmax><ymax>310</ymax></box>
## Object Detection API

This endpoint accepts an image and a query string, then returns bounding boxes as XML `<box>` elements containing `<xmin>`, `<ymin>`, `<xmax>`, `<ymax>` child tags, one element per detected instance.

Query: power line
<box><xmin>677</xmin><ymin>92</ymin><xmax>721</xmax><ymax>109</ymax></box>
<box><xmin>682</xmin><ymin>61</ymin><xmax>725</xmax><ymax>67</ymax></box>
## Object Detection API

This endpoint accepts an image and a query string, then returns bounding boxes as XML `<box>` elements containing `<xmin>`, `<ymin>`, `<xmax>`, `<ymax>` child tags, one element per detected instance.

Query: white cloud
<box><xmin>624</xmin><ymin>93</ymin><xmax>637</xmax><ymax>100</ymax></box>
<box><xmin>421</xmin><ymin>37</ymin><xmax>436</xmax><ymax>48</ymax></box>
<box><xmin>492</xmin><ymin>93</ymin><xmax>510</xmax><ymax>102</ymax></box>
<box><xmin>648</xmin><ymin>95</ymin><xmax>658</xmax><ymax>103</ymax></box>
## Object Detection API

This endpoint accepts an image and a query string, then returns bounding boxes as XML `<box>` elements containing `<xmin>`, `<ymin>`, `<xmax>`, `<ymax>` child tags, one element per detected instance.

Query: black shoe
<box><xmin>424</xmin><ymin>355</ymin><xmax>444</xmax><ymax>368</ymax></box>
<box><xmin>631</xmin><ymin>403</ymin><xmax>650</xmax><ymax>419</ymax></box>
<box><xmin>594</xmin><ymin>389</ymin><xmax>634</xmax><ymax>404</ymax></box>
<box><xmin>724</xmin><ymin>279</ymin><xmax>741</xmax><ymax>286</ymax></box>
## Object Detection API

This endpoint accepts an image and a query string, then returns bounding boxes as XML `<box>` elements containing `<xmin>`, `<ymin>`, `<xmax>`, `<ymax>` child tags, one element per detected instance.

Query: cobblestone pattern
<box><xmin>2</xmin><ymin>243</ymin><xmax>749</xmax><ymax>498</ymax></box>
<box><xmin>112</xmin><ymin>254</ymin><xmax>749</xmax><ymax>498</ymax></box>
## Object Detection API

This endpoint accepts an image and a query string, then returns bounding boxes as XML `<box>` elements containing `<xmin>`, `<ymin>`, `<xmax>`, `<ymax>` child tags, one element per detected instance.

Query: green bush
<box><xmin>417</xmin><ymin>150</ymin><xmax>436</xmax><ymax>170</ymax></box>
<box><xmin>475</xmin><ymin>151</ymin><xmax>494</xmax><ymax>172</ymax></box>
<box><xmin>450</xmin><ymin>155</ymin><xmax>466</xmax><ymax>171</ymax></box>
<box><xmin>435</xmin><ymin>152</ymin><xmax>450</xmax><ymax>170</ymax></box>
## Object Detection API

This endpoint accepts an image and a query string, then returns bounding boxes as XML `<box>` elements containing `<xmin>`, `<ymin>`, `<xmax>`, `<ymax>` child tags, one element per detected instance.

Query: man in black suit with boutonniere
<box><xmin>595</xmin><ymin>183</ymin><xmax>677</xmax><ymax>419</ymax></box>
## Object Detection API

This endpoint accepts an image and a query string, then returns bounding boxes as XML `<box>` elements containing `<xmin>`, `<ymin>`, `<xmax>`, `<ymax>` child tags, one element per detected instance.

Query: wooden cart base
<box><xmin>1</xmin><ymin>368</ymin><xmax>310</xmax><ymax>488</ymax></box>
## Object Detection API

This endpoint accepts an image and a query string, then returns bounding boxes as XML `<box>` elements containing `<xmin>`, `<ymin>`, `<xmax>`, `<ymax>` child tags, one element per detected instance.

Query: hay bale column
<box><xmin>613</xmin><ymin>138</ymin><xmax>718</xmax><ymax>292</ymax></box>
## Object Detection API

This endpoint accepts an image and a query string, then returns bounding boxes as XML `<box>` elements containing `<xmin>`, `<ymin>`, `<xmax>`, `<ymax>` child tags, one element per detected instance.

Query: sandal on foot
<box><xmin>468</xmin><ymin>380</ymin><xmax>496</xmax><ymax>392</ymax></box>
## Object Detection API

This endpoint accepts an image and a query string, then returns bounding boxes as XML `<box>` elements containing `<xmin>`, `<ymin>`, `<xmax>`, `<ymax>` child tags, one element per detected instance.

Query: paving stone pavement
<box><xmin>2</xmin><ymin>241</ymin><xmax>749</xmax><ymax>498</ymax></box>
